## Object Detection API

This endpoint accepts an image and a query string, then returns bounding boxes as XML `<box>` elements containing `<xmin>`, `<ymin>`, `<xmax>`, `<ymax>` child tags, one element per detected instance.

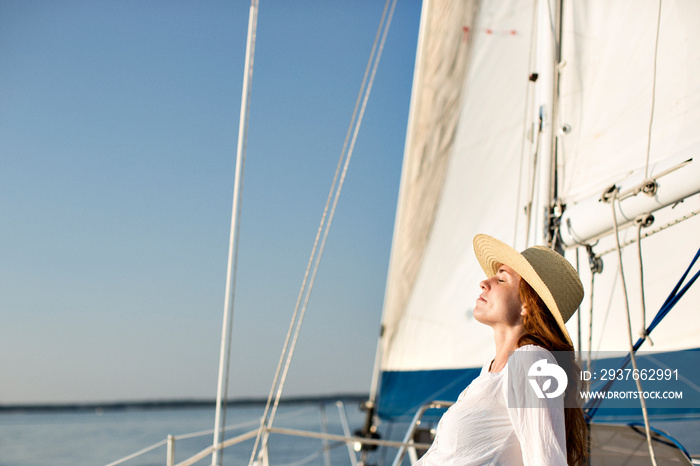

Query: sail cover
<box><xmin>376</xmin><ymin>0</ymin><xmax>700</xmax><ymax>421</ymax></box>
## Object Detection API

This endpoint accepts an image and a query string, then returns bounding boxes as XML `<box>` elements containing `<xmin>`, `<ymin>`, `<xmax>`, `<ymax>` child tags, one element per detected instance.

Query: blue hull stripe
<box><xmin>378</xmin><ymin>348</ymin><xmax>700</xmax><ymax>422</ymax></box>
<box><xmin>378</xmin><ymin>368</ymin><xmax>481</xmax><ymax>421</ymax></box>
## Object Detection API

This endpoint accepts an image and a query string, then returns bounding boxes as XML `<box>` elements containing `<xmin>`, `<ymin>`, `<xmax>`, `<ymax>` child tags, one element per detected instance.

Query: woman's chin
<box><xmin>472</xmin><ymin>308</ymin><xmax>487</xmax><ymax>325</ymax></box>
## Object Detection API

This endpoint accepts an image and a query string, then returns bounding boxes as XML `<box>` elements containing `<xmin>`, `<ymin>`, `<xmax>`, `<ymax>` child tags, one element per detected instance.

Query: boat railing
<box><xmin>391</xmin><ymin>400</ymin><xmax>453</xmax><ymax>466</ymax></box>
<box><xmin>103</xmin><ymin>400</ymin><xmax>437</xmax><ymax>466</ymax></box>
<box><xmin>103</xmin><ymin>414</ymin><xmax>262</xmax><ymax>466</ymax></box>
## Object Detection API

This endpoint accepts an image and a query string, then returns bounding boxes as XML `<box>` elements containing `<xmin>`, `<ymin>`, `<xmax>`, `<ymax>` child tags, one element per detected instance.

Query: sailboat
<box><xmin>111</xmin><ymin>0</ymin><xmax>700</xmax><ymax>464</ymax></box>
<box><xmin>368</xmin><ymin>0</ymin><xmax>700</xmax><ymax>464</ymax></box>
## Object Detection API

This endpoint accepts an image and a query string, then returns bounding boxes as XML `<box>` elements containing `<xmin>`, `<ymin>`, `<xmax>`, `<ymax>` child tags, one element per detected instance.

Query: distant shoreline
<box><xmin>0</xmin><ymin>393</ymin><xmax>369</xmax><ymax>414</ymax></box>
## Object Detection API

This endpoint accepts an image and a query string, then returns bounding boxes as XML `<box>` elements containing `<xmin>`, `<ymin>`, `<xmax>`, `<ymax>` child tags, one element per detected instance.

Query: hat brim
<box><xmin>473</xmin><ymin>234</ymin><xmax>573</xmax><ymax>346</ymax></box>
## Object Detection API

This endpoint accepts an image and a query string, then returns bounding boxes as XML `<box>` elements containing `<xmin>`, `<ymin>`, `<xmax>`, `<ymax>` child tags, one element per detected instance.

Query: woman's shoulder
<box><xmin>514</xmin><ymin>344</ymin><xmax>553</xmax><ymax>355</ymax></box>
<box><xmin>509</xmin><ymin>344</ymin><xmax>557</xmax><ymax>370</ymax></box>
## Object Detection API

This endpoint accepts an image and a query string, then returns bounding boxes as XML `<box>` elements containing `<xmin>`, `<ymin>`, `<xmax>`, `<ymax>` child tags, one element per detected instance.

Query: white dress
<box><xmin>414</xmin><ymin>345</ymin><xmax>567</xmax><ymax>465</ymax></box>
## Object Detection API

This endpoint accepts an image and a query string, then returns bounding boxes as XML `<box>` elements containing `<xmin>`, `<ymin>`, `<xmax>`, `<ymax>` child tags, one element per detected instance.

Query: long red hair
<box><xmin>518</xmin><ymin>279</ymin><xmax>589</xmax><ymax>466</ymax></box>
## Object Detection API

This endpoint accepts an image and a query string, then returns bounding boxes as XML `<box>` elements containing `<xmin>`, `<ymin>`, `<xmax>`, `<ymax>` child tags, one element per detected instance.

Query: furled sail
<box><xmin>375</xmin><ymin>0</ymin><xmax>700</xmax><ymax>422</ymax></box>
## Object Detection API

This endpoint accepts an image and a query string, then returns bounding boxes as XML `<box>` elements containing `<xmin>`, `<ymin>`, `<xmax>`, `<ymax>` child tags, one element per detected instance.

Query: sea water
<box><xmin>0</xmin><ymin>402</ymin><xmax>366</xmax><ymax>466</ymax></box>
<box><xmin>2</xmin><ymin>403</ymin><xmax>698</xmax><ymax>465</ymax></box>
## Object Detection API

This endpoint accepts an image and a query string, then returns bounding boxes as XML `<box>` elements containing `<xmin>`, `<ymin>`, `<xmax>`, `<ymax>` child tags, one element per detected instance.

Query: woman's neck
<box><xmin>489</xmin><ymin>326</ymin><xmax>525</xmax><ymax>372</ymax></box>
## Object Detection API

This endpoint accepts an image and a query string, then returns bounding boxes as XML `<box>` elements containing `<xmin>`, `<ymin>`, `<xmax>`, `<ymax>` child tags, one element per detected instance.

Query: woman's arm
<box><xmin>505</xmin><ymin>345</ymin><xmax>567</xmax><ymax>465</ymax></box>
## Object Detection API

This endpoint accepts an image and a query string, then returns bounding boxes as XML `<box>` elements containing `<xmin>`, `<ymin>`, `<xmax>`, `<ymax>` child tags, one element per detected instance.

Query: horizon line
<box><xmin>0</xmin><ymin>393</ymin><xmax>370</xmax><ymax>414</ymax></box>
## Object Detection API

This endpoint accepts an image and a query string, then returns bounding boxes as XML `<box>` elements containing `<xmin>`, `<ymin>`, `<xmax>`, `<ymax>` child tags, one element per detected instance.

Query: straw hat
<box><xmin>473</xmin><ymin>234</ymin><xmax>584</xmax><ymax>345</ymax></box>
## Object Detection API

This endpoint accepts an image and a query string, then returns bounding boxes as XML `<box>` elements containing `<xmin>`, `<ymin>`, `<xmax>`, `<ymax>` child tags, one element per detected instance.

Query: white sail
<box><xmin>557</xmin><ymin>0</ymin><xmax>700</xmax><ymax>356</ymax></box>
<box><xmin>376</xmin><ymin>0</ymin><xmax>700</xmax><ymax>421</ymax></box>
<box><xmin>378</xmin><ymin>0</ymin><xmax>547</xmax><ymax>419</ymax></box>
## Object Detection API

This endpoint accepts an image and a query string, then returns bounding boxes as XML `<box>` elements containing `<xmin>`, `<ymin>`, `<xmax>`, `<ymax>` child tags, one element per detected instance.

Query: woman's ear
<box><xmin>520</xmin><ymin>302</ymin><xmax>528</xmax><ymax>316</ymax></box>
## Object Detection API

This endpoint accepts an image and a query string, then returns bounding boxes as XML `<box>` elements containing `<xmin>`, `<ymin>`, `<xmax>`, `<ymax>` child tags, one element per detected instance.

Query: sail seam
<box><xmin>644</xmin><ymin>0</ymin><xmax>664</xmax><ymax>179</ymax></box>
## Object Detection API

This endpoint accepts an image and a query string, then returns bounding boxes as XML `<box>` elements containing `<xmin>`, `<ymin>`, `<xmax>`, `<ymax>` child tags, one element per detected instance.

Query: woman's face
<box><xmin>473</xmin><ymin>264</ymin><xmax>525</xmax><ymax>328</ymax></box>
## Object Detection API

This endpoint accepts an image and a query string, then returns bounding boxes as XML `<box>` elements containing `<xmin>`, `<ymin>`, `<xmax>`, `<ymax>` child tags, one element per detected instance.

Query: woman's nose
<box><xmin>480</xmin><ymin>279</ymin><xmax>489</xmax><ymax>290</ymax></box>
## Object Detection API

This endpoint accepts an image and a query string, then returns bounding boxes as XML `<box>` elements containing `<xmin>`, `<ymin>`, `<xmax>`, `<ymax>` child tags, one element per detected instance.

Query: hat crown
<box><xmin>520</xmin><ymin>245</ymin><xmax>584</xmax><ymax>323</ymax></box>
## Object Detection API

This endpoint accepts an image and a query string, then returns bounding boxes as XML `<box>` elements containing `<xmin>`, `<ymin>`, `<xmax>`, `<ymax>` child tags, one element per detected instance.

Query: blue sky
<box><xmin>0</xmin><ymin>0</ymin><xmax>421</xmax><ymax>404</ymax></box>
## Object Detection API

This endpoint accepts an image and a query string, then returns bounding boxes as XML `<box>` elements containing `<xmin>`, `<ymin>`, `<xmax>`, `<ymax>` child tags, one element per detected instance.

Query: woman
<box><xmin>414</xmin><ymin>234</ymin><xmax>588</xmax><ymax>465</ymax></box>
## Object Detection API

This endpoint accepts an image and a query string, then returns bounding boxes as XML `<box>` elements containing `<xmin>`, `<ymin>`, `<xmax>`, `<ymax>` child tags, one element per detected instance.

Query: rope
<box><xmin>609</xmin><ymin>191</ymin><xmax>658</xmax><ymax>465</ymax></box>
<box><xmin>585</xmin><ymin>245</ymin><xmax>700</xmax><ymax>417</ymax></box>
<box><xmin>644</xmin><ymin>0</ymin><xmax>664</xmax><ymax>179</ymax></box>
<box><xmin>108</xmin><ymin>407</ymin><xmax>316</xmax><ymax>466</ymax></box>
<box><xmin>582</xmin><ymin>244</ymin><xmax>602</xmax><ymax>374</ymax></box>
<box><xmin>596</xmin><ymin>207</ymin><xmax>700</xmax><ymax>257</ymax></box>
<box><xmin>249</xmin><ymin>1</ymin><xmax>398</xmax><ymax>463</ymax></box>
<box><xmin>179</xmin><ymin>430</ymin><xmax>261</xmax><ymax>466</ymax></box>
<box><xmin>644</xmin><ymin>354</ymin><xmax>700</xmax><ymax>395</ymax></box>
<box><xmin>183</xmin><ymin>406</ymin><xmax>315</xmax><ymax>441</ymax></box>
<box><xmin>576</xmin><ymin>249</ymin><xmax>581</xmax><ymax>360</ymax></box>
<box><xmin>267</xmin><ymin>426</ymin><xmax>432</xmax><ymax>450</ymax></box>
<box><xmin>104</xmin><ymin>439</ymin><xmax>168</xmax><ymax>466</ymax></box>
<box><xmin>587</xmin><ymin>269</ymin><xmax>595</xmax><ymax>374</ymax></box>
<box><xmin>643</xmin><ymin>246</ymin><xmax>700</xmax><ymax>343</ymax></box>
<box><xmin>636</xmin><ymin>221</ymin><xmax>652</xmax><ymax>345</ymax></box>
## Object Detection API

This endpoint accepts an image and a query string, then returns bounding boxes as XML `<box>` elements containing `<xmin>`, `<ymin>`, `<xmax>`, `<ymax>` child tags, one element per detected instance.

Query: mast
<box><xmin>532</xmin><ymin>0</ymin><xmax>562</xmax><ymax>248</ymax></box>
<box><xmin>212</xmin><ymin>1</ymin><xmax>258</xmax><ymax>465</ymax></box>
<box><xmin>548</xmin><ymin>0</ymin><xmax>564</xmax><ymax>249</ymax></box>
